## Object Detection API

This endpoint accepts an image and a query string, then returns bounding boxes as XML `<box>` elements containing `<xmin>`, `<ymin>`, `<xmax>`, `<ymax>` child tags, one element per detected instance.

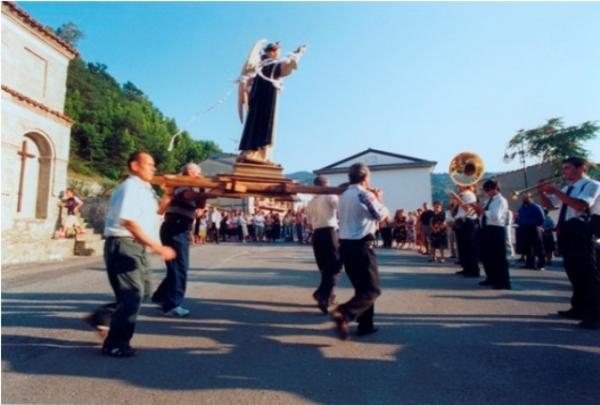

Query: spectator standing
<box><xmin>516</xmin><ymin>193</ymin><xmax>546</xmax><ymax>270</ymax></box>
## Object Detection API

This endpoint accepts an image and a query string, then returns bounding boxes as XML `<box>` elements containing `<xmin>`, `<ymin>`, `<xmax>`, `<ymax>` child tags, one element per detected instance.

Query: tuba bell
<box><xmin>448</xmin><ymin>152</ymin><xmax>485</xmax><ymax>186</ymax></box>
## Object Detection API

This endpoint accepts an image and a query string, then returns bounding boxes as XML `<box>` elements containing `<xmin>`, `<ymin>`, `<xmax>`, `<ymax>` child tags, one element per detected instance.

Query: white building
<box><xmin>2</xmin><ymin>2</ymin><xmax>78</xmax><ymax>264</ymax></box>
<box><xmin>314</xmin><ymin>148</ymin><xmax>437</xmax><ymax>212</ymax></box>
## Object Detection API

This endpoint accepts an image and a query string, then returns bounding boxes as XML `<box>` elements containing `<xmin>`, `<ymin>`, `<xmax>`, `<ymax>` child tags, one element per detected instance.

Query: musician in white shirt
<box><xmin>472</xmin><ymin>179</ymin><xmax>511</xmax><ymax>289</ymax></box>
<box><xmin>451</xmin><ymin>185</ymin><xmax>481</xmax><ymax>278</ymax></box>
<box><xmin>539</xmin><ymin>156</ymin><xmax>600</xmax><ymax>329</ymax></box>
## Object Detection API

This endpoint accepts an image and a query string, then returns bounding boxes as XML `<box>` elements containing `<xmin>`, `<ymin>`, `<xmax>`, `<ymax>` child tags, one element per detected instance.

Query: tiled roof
<box><xmin>2</xmin><ymin>2</ymin><xmax>79</xmax><ymax>58</ymax></box>
<box><xmin>2</xmin><ymin>85</ymin><xmax>74</xmax><ymax>124</ymax></box>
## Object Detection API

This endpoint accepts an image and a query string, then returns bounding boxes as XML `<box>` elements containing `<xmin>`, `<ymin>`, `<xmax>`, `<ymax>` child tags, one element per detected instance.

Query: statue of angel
<box><xmin>237</xmin><ymin>39</ymin><xmax>306</xmax><ymax>165</ymax></box>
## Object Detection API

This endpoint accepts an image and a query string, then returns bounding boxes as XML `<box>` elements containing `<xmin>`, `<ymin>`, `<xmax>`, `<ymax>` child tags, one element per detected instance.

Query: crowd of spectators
<box><xmin>190</xmin><ymin>199</ymin><xmax>559</xmax><ymax>273</ymax></box>
<box><xmin>190</xmin><ymin>207</ymin><xmax>312</xmax><ymax>245</ymax></box>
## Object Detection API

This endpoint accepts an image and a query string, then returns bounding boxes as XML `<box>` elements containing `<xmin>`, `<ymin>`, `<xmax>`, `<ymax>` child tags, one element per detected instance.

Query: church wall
<box><xmin>1</xmin><ymin>96</ymin><xmax>70</xmax><ymax>232</ymax></box>
<box><xmin>1</xmin><ymin>3</ymin><xmax>76</xmax><ymax>264</ymax></box>
<box><xmin>317</xmin><ymin>166</ymin><xmax>434</xmax><ymax>213</ymax></box>
<box><xmin>1</xmin><ymin>12</ymin><xmax>71</xmax><ymax>112</ymax></box>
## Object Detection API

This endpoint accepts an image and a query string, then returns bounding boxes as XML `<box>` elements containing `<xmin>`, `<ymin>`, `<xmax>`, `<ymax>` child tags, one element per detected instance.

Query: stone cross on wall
<box><xmin>17</xmin><ymin>139</ymin><xmax>36</xmax><ymax>213</ymax></box>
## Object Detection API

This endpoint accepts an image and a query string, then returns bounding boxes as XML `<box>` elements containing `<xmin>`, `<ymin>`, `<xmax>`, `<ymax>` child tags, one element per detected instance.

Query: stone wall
<box><xmin>80</xmin><ymin>197</ymin><xmax>109</xmax><ymax>234</ymax></box>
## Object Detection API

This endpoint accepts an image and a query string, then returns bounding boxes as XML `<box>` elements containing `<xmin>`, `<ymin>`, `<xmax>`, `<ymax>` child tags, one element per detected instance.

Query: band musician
<box><xmin>538</xmin><ymin>157</ymin><xmax>600</xmax><ymax>329</ymax></box>
<box><xmin>470</xmin><ymin>179</ymin><xmax>511</xmax><ymax>289</ymax></box>
<box><xmin>448</xmin><ymin>185</ymin><xmax>481</xmax><ymax>278</ymax></box>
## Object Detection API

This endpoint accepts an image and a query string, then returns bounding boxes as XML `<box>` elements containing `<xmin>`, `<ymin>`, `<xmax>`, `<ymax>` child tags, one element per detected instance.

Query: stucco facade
<box><xmin>315</xmin><ymin>148</ymin><xmax>437</xmax><ymax>212</ymax></box>
<box><xmin>1</xmin><ymin>2</ymin><xmax>78</xmax><ymax>263</ymax></box>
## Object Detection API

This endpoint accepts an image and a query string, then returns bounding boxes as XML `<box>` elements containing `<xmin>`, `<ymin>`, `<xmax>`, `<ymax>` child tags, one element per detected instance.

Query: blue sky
<box><xmin>18</xmin><ymin>1</ymin><xmax>600</xmax><ymax>174</ymax></box>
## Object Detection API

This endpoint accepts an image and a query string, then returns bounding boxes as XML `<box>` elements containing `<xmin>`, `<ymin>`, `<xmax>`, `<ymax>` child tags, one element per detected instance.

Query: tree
<box><xmin>506</xmin><ymin>118</ymin><xmax>598</xmax><ymax>166</ymax></box>
<box><xmin>54</xmin><ymin>22</ymin><xmax>84</xmax><ymax>47</ymax></box>
<box><xmin>64</xmin><ymin>55</ymin><xmax>222</xmax><ymax>180</ymax></box>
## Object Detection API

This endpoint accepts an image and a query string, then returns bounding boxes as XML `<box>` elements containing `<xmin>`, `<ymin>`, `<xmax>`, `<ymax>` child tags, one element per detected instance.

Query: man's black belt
<box><xmin>164</xmin><ymin>213</ymin><xmax>194</xmax><ymax>225</ymax></box>
<box><xmin>455</xmin><ymin>217</ymin><xmax>477</xmax><ymax>223</ymax></box>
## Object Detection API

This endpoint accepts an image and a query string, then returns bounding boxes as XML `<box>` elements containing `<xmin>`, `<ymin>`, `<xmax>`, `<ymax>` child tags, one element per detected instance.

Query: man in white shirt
<box><xmin>452</xmin><ymin>184</ymin><xmax>481</xmax><ymax>278</ymax></box>
<box><xmin>330</xmin><ymin>163</ymin><xmax>389</xmax><ymax>340</ymax></box>
<box><xmin>306</xmin><ymin>175</ymin><xmax>342</xmax><ymax>314</ymax></box>
<box><xmin>254</xmin><ymin>210</ymin><xmax>266</xmax><ymax>242</ymax></box>
<box><xmin>539</xmin><ymin>156</ymin><xmax>600</xmax><ymax>329</ymax></box>
<box><xmin>86</xmin><ymin>151</ymin><xmax>176</xmax><ymax>357</ymax></box>
<box><xmin>208</xmin><ymin>207</ymin><xmax>222</xmax><ymax>244</ymax></box>
<box><xmin>472</xmin><ymin>179</ymin><xmax>511</xmax><ymax>289</ymax></box>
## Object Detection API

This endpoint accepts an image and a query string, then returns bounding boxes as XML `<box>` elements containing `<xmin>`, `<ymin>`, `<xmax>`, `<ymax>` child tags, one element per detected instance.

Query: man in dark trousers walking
<box><xmin>330</xmin><ymin>163</ymin><xmax>389</xmax><ymax>340</ymax></box>
<box><xmin>306</xmin><ymin>175</ymin><xmax>342</xmax><ymax>314</ymax></box>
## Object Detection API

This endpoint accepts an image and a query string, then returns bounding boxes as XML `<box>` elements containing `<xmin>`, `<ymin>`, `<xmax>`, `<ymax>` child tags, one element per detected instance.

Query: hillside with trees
<box><xmin>55</xmin><ymin>21</ymin><xmax>221</xmax><ymax>182</ymax></box>
<box><xmin>64</xmin><ymin>58</ymin><xmax>221</xmax><ymax>181</ymax></box>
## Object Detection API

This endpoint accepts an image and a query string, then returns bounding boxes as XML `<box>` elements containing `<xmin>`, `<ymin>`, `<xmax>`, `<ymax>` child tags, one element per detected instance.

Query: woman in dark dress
<box><xmin>393</xmin><ymin>209</ymin><xmax>408</xmax><ymax>249</ymax></box>
<box><xmin>429</xmin><ymin>201</ymin><xmax>448</xmax><ymax>262</ymax></box>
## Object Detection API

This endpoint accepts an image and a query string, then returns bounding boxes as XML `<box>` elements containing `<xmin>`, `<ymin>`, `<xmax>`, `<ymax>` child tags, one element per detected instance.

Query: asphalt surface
<box><xmin>2</xmin><ymin>243</ymin><xmax>599</xmax><ymax>404</ymax></box>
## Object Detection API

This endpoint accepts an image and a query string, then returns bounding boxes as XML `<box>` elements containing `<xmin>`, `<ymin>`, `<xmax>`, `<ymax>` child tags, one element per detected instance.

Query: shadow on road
<box><xmin>2</xmin><ymin>246</ymin><xmax>599</xmax><ymax>404</ymax></box>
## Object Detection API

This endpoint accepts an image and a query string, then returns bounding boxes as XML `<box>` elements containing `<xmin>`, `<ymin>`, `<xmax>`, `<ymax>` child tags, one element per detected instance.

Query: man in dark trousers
<box><xmin>419</xmin><ymin>202</ymin><xmax>434</xmax><ymax>256</ymax></box>
<box><xmin>305</xmin><ymin>175</ymin><xmax>342</xmax><ymax>314</ymax></box>
<box><xmin>516</xmin><ymin>192</ymin><xmax>546</xmax><ymax>270</ymax></box>
<box><xmin>85</xmin><ymin>151</ymin><xmax>176</xmax><ymax>357</ymax></box>
<box><xmin>152</xmin><ymin>162</ymin><xmax>207</xmax><ymax>317</ymax></box>
<box><xmin>330</xmin><ymin>163</ymin><xmax>389</xmax><ymax>340</ymax></box>
<box><xmin>539</xmin><ymin>157</ymin><xmax>600</xmax><ymax>329</ymax></box>
<box><xmin>472</xmin><ymin>179</ymin><xmax>511</xmax><ymax>289</ymax></box>
<box><xmin>452</xmin><ymin>184</ymin><xmax>481</xmax><ymax>278</ymax></box>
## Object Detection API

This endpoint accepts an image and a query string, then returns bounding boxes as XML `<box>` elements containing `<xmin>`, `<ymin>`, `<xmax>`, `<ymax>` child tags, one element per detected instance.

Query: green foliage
<box><xmin>64</xmin><ymin>57</ymin><xmax>222</xmax><ymax>180</ymax></box>
<box><xmin>506</xmin><ymin>118</ymin><xmax>599</xmax><ymax>168</ymax></box>
<box><xmin>54</xmin><ymin>22</ymin><xmax>84</xmax><ymax>47</ymax></box>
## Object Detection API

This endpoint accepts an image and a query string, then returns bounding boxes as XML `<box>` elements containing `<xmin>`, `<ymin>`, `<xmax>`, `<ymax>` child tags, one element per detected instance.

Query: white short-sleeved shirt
<box><xmin>456</xmin><ymin>190</ymin><xmax>478</xmax><ymax>220</ymax></box>
<box><xmin>483</xmin><ymin>194</ymin><xmax>509</xmax><ymax>227</ymax></box>
<box><xmin>338</xmin><ymin>184</ymin><xmax>389</xmax><ymax>240</ymax></box>
<box><xmin>548</xmin><ymin>177</ymin><xmax>600</xmax><ymax>220</ymax></box>
<box><xmin>306</xmin><ymin>194</ymin><xmax>339</xmax><ymax>229</ymax></box>
<box><xmin>104</xmin><ymin>175</ymin><xmax>160</xmax><ymax>240</ymax></box>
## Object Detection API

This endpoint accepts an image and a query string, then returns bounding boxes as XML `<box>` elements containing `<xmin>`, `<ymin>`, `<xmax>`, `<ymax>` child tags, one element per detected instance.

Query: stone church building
<box><xmin>2</xmin><ymin>2</ymin><xmax>78</xmax><ymax>264</ymax></box>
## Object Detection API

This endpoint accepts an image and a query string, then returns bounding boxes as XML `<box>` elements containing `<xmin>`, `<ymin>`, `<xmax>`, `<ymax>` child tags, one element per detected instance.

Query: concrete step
<box><xmin>1</xmin><ymin>238</ymin><xmax>76</xmax><ymax>264</ymax></box>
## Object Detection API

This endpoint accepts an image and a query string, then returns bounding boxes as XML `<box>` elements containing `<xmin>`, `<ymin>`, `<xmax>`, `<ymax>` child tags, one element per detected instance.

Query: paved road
<box><xmin>2</xmin><ymin>243</ymin><xmax>599</xmax><ymax>404</ymax></box>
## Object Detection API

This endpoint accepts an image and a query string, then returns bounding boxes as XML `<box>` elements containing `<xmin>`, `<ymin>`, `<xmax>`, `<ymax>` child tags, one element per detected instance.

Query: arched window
<box><xmin>16</xmin><ymin>132</ymin><xmax>54</xmax><ymax>219</ymax></box>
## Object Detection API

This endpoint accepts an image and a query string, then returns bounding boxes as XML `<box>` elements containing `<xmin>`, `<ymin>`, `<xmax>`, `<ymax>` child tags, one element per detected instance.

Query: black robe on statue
<box><xmin>239</xmin><ymin>57</ymin><xmax>295</xmax><ymax>152</ymax></box>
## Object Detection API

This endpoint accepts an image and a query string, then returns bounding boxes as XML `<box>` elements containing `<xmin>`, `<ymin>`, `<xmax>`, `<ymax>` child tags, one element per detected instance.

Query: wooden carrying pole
<box><xmin>150</xmin><ymin>174</ymin><xmax>345</xmax><ymax>199</ymax></box>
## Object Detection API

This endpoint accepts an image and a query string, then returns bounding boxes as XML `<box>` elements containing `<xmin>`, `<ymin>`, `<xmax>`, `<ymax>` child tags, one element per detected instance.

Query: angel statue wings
<box><xmin>237</xmin><ymin>39</ymin><xmax>306</xmax><ymax>165</ymax></box>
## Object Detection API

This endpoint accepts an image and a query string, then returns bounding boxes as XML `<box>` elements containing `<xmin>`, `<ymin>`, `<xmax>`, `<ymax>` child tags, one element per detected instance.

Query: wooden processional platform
<box><xmin>151</xmin><ymin>161</ymin><xmax>344</xmax><ymax>199</ymax></box>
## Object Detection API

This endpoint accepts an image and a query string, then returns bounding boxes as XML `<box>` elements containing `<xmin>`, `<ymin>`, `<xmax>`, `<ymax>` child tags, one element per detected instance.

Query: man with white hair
<box><xmin>152</xmin><ymin>162</ymin><xmax>206</xmax><ymax>317</ymax></box>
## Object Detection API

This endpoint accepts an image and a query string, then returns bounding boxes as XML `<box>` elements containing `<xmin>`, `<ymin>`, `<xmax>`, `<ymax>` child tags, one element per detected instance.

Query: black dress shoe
<box><xmin>557</xmin><ymin>309</ymin><xmax>583</xmax><ymax>320</ymax></box>
<box><xmin>102</xmin><ymin>346</ymin><xmax>136</xmax><ymax>358</ymax></box>
<box><xmin>578</xmin><ymin>320</ymin><xmax>600</xmax><ymax>330</ymax></box>
<box><xmin>330</xmin><ymin>309</ymin><xmax>349</xmax><ymax>341</ymax></box>
<box><xmin>464</xmin><ymin>273</ymin><xmax>480</xmax><ymax>278</ymax></box>
<box><xmin>317</xmin><ymin>300</ymin><xmax>329</xmax><ymax>315</ymax></box>
<box><xmin>357</xmin><ymin>326</ymin><xmax>379</xmax><ymax>337</ymax></box>
<box><xmin>479</xmin><ymin>280</ymin><xmax>494</xmax><ymax>286</ymax></box>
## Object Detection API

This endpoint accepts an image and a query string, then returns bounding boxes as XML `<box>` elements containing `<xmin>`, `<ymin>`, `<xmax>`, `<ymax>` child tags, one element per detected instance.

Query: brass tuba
<box><xmin>448</xmin><ymin>152</ymin><xmax>485</xmax><ymax>186</ymax></box>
